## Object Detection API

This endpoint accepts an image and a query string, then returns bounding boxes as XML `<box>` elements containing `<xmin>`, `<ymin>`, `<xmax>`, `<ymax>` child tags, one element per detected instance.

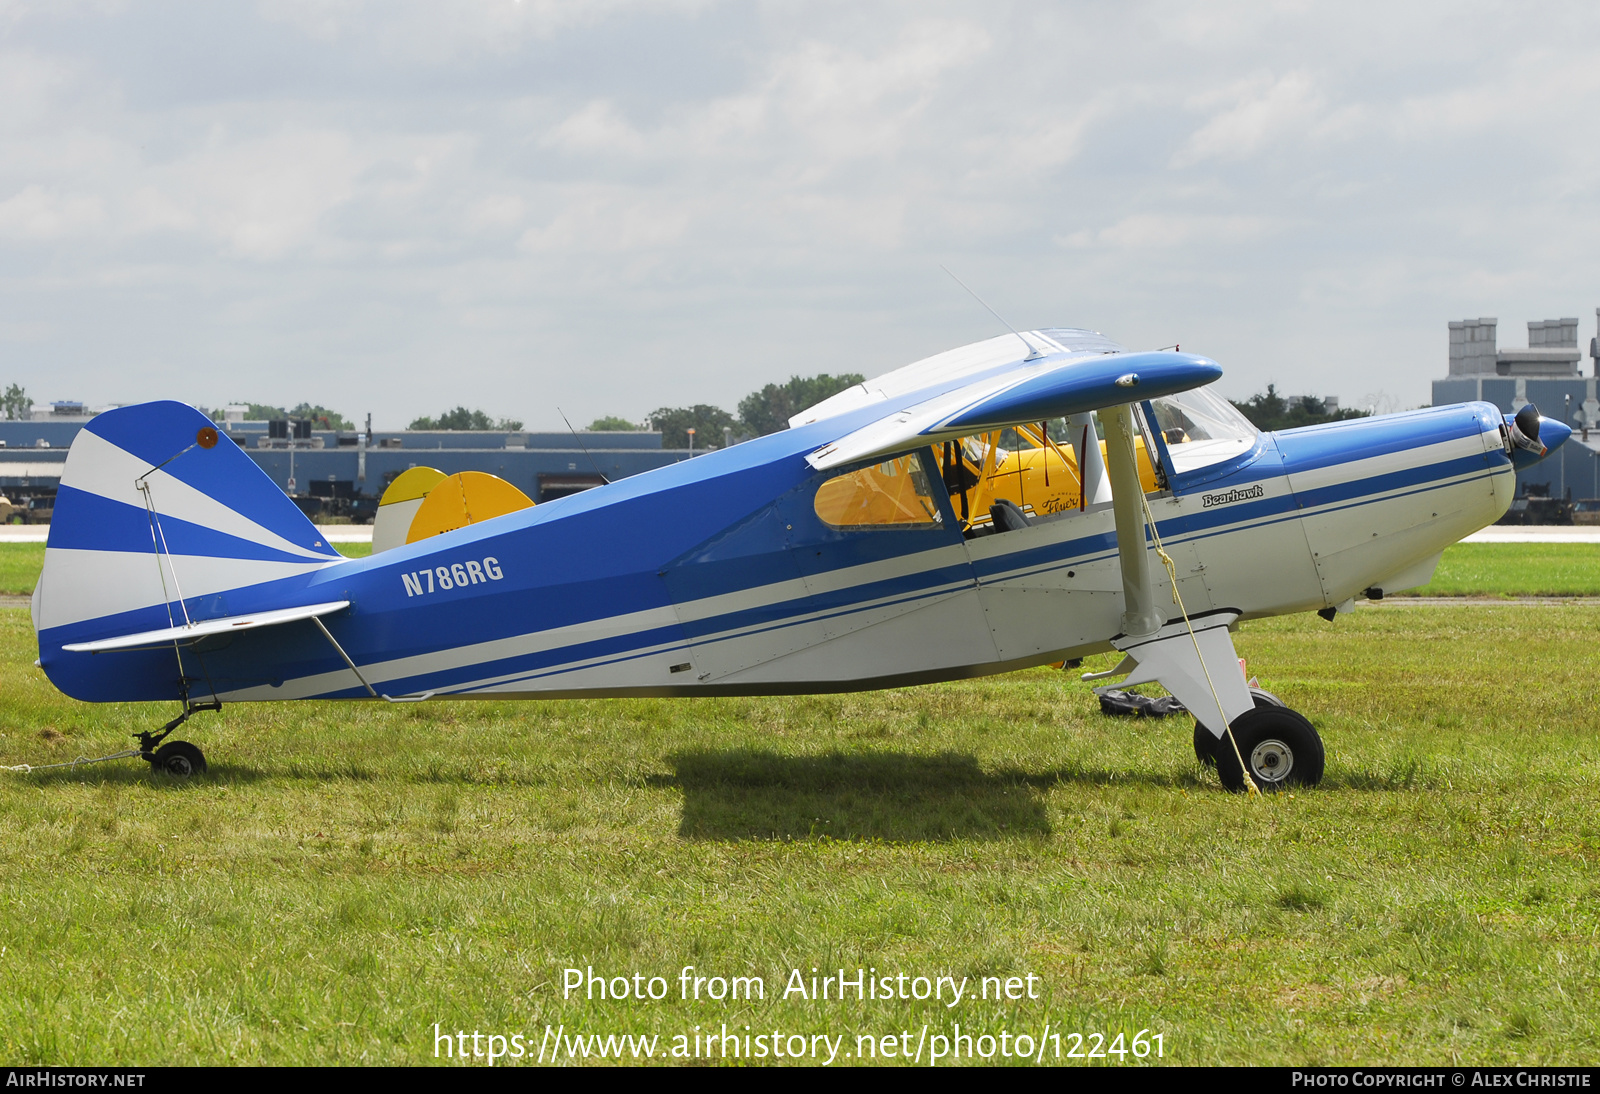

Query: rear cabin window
<box><xmin>814</xmin><ymin>452</ymin><xmax>944</xmax><ymax>529</ymax></box>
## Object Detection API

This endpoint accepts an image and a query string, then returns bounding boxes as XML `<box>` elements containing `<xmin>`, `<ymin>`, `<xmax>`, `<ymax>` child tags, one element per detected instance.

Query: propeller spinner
<box><xmin>1509</xmin><ymin>403</ymin><xmax>1546</xmax><ymax>455</ymax></box>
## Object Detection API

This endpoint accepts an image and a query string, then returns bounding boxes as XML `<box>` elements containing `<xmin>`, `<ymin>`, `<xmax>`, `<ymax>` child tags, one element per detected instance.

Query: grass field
<box><xmin>1410</xmin><ymin>542</ymin><xmax>1600</xmax><ymax>597</ymax></box>
<box><xmin>1</xmin><ymin>596</ymin><xmax>1597</xmax><ymax>1065</ymax></box>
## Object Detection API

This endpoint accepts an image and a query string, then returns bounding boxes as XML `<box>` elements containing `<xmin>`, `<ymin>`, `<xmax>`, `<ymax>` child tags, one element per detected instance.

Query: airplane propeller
<box><xmin>1505</xmin><ymin>402</ymin><xmax>1573</xmax><ymax>469</ymax></box>
<box><xmin>1509</xmin><ymin>403</ymin><xmax>1545</xmax><ymax>455</ymax></box>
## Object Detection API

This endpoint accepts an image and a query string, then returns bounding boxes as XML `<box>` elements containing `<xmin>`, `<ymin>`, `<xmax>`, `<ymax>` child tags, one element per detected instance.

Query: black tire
<box><xmin>150</xmin><ymin>740</ymin><xmax>207</xmax><ymax>777</ymax></box>
<box><xmin>1214</xmin><ymin>706</ymin><xmax>1323</xmax><ymax>792</ymax></box>
<box><xmin>1194</xmin><ymin>689</ymin><xmax>1285</xmax><ymax>767</ymax></box>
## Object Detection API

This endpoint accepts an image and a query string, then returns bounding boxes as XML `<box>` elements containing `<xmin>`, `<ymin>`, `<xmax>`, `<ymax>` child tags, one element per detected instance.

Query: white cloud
<box><xmin>543</xmin><ymin>100</ymin><xmax>651</xmax><ymax>157</ymax></box>
<box><xmin>140</xmin><ymin>130</ymin><xmax>366</xmax><ymax>259</ymax></box>
<box><xmin>259</xmin><ymin>0</ymin><xmax>719</xmax><ymax>61</ymax></box>
<box><xmin>0</xmin><ymin>184</ymin><xmax>105</xmax><ymax>239</ymax></box>
<box><xmin>1172</xmin><ymin>71</ymin><xmax>1324</xmax><ymax>166</ymax></box>
<box><xmin>518</xmin><ymin>186</ymin><xmax>692</xmax><ymax>253</ymax></box>
<box><xmin>1063</xmin><ymin>212</ymin><xmax>1275</xmax><ymax>251</ymax></box>
<box><xmin>4</xmin><ymin>2</ymin><xmax>1600</xmax><ymax>423</ymax></box>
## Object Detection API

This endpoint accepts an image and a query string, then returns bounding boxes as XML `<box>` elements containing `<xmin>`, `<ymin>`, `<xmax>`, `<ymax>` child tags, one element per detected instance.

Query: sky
<box><xmin>3</xmin><ymin>0</ymin><xmax>1600</xmax><ymax>430</ymax></box>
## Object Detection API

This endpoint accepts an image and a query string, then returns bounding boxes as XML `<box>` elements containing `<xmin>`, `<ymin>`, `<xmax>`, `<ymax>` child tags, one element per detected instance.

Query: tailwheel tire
<box><xmin>1194</xmin><ymin>688</ymin><xmax>1286</xmax><ymax>767</ymax></box>
<box><xmin>1213</xmin><ymin>706</ymin><xmax>1323</xmax><ymax>792</ymax></box>
<box><xmin>150</xmin><ymin>740</ymin><xmax>207</xmax><ymax>777</ymax></box>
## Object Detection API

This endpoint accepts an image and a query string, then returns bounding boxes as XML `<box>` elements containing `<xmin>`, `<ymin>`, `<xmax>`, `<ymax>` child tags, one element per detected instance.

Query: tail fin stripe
<box><xmin>48</xmin><ymin>486</ymin><xmax>337</xmax><ymax>565</ymax></box>
<box><xmin>85</xmin><ymin>403</ymin><xmax>333</xmax><ymax>552</ymax></box>
<box><xmin>60</xmin><ymin>427</ymin><xmax>338</xmax><ymax>561</ymax></box>
<box><xmin>38</xmin><ymin>549</ymin><xmax>337</xmax><ymax>633</ymax></box>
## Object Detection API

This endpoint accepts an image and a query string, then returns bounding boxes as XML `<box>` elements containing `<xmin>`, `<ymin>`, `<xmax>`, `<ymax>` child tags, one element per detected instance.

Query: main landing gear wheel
<box><xmin>1194</xmin><ymin>688</ymin><xmax>1285</xmax><ymax>767</ymax></box>
<box><xmin>1213</xmin><ymin>706</ymin><xmax>1323</xmax><ymax>793</ymax></box>
<box><xmin>149</xmin><ymin>740</ymin><xmax>207</xmax><ymax>777</ymax></box>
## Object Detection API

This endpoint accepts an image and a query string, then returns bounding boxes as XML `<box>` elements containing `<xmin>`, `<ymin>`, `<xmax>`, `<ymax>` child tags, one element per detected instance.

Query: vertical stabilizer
<box><xmin>35</xmin><ymin>402</ymin><xmax>344</xmax><ymax>698</ymax></box>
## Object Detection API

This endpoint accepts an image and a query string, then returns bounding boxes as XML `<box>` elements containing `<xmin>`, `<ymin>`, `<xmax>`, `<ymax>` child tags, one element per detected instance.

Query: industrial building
<box><xmin>1432</xmin><ymin>310</ymin><xmax>1600</xmax><ymax>516</ymax></box>
<box><xmin>0</xmin><ymin>410</ymin><xmax>690</xmax><ymax>523</ymax></box>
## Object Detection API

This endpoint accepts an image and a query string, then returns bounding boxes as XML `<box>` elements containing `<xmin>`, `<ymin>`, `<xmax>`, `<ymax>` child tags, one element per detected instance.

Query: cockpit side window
<box><xmin>1143</xmin><ymin>385</ymin><xmax>1260</xmax><ymax>475</ymax></box>
<box><xmin>814</xmin><ymin>451</ymin><xmax>945</xmax><ymax>529</ymax></box>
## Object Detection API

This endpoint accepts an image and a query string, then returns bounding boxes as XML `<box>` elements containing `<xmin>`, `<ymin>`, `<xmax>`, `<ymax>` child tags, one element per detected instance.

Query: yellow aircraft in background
<box><xmin>827</xmin><ymin>423</ymin><xmax>1163</xmax><ymax>534</ymax></box>
<box><xmin>371</xmin><ymin>467</ymin><xmax>535</xmax><ymax>552</ymax></box>
<box><xmin>944</xmin><ymin>424</ymin><xmax>1162</xmax><ymax>532</ymax></box>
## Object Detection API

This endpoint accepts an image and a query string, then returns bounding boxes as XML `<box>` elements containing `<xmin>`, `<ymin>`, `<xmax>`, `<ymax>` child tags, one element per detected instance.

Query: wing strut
<box><xmin>1102</xmin><ymin>404</ymin><xmax>1163</xmax><ymax>640</ymax></box>
<box><xmin>1090</xmin><ymin>402</ymin><xmax>1260</xmax><ymax>791</ymax></box>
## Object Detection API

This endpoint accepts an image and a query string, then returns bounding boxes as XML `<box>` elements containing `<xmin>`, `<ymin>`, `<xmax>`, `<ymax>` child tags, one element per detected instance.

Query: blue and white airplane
<box><xmin>30</xmin><ymin>328</ymin><xmax>1569</xmax><ymax>790</ymax></box>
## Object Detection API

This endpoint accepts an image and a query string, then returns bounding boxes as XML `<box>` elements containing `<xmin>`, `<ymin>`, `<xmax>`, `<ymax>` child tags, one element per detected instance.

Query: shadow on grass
<box><xmin>12</xmin><ymin>748</ymin><xmax>1211</xmax><ymax>801</ymax></box>
<box><xmin>652</xmin><ymin>750</ymin><xmax>1058</xmax><ymax>841</ymax></box>
<box><xmin>20</xmin><ymin>761</ymin><xmax>278</xmax><ymax>788</ymax></box>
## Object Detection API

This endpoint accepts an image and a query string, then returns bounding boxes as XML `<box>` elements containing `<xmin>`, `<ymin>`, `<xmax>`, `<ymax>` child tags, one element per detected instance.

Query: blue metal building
<box><xmin>1432</xmin><ymin>314</ymin><xmax>1600</xmax><ymax>507</ymax></box>
<box><xmin>0</xmin><ymin>414</ymin><xmax>691</xmax><ymax>520</ymax></box>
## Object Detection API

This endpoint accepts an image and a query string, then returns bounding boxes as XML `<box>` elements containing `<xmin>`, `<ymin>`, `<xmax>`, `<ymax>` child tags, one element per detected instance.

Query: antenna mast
<box><xmin>556</xmin><ymin>408</ymin><xmax>611</xmax><ymax>485</ymax></box>
<box><xmin>939</xmin><ymin>265</ymin><xmax>1044</xmax><ymax>360</ymax></box>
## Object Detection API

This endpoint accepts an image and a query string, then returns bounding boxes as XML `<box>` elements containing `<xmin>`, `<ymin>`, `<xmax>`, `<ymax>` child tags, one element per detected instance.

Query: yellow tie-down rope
<box><xmin>1118</xmin><ymin>416</ymin><xmax>1260</xmax><ymax>796</ymax></box>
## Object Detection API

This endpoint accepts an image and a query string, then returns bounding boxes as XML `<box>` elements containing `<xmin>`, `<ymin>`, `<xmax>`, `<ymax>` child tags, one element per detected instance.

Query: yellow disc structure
<box><xmin>371</xmin><ymin>467</ymin><xmax>448</xmax><ymax>554</ymax></box>
<box><xmin>405</xmin><ymin>471</ymin><xmax>534</xmax><ymax>543</ymax></box>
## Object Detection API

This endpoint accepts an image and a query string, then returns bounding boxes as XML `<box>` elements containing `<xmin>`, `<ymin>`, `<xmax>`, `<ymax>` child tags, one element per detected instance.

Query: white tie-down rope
<box><xmin>4</xmin><ymin>749</ymin><xmax>144</xmax><ymax>774</ymax></box>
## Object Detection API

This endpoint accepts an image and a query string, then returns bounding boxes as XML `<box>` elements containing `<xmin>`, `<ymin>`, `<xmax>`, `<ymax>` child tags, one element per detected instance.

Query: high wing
<box><xmin>790</xmin><ymin>328</ymin><xmax>1127</xmax><ymax>429</ymax></box>
<box><xmin>62</xmin><ymin>600</ymin><xmax>351</xmax><ymax>653</ymax></box>
<box><xmin>804</xmin><ymin>346</ymin><xmax>1222</xmax><ymax>471</ymax></box>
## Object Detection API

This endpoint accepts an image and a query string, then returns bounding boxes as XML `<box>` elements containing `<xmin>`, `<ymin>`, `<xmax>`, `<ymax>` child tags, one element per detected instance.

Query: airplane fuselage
<box><xmin>39</xmin><ymin>399</ymin><xmax>1514</xmax><ymax>704</ymax></box>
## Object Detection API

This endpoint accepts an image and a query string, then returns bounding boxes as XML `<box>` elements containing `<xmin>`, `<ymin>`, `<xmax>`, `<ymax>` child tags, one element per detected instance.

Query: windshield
<box><xmin>1145</xmin><ymin>385</ymin><xmax>1259</xmax><ymax>474</ymax></box>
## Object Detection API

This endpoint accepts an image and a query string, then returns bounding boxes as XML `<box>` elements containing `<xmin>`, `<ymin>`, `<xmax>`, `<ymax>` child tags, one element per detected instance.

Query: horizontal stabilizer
<box><xmin>806</xmin><ymin>350</ymin><xmax>1221</xmax><ymax>471</ymax></box>
<box><xmin>62</xmin><ymin>600</ymin><xmax>351</xmax><ymax>653</ymax></box>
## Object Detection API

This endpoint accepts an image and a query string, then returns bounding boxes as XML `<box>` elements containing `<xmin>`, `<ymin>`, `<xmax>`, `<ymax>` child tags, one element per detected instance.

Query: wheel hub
<box><xmin>1249</xmin><ymin>738</ymin><xmax>1294</xmax><ymax>783</ymax></box>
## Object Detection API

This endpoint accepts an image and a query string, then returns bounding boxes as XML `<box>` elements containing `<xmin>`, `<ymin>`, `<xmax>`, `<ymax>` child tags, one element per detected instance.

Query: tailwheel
<box><xmin>1213</xmin><ymin>705</ymin><xmax>1323</xmax><ymax>792</ymax></box>
<box><xmin>136</xmin><ymin>697</ymin><xmax>220</xmax><ymax>777</ymax></box>
<box><xmin>149</xmin><ymin>740</ymin><xmax>207</xmax><ymax>777</ymax></box>
<box><xmin>1194</xmin><ymin>687</ymin><xmax>1285</xmax><ymax>767</ymax></box>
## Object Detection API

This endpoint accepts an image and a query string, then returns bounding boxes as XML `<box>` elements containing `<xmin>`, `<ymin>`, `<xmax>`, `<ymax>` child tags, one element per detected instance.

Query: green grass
<box><xmin>1</xmin><ymin>603</ymin><xmax>1597</xmax><ymax>1065</ymax></box>
<box><xmin>1407</xmin><ymin>543</ymin><xmax>1600</xmax><ymax>597</ymax></box>
<box><xmin>0</xmin><ymin>543</ymin><xmax>42</xmax><ymax>595</ymax></box>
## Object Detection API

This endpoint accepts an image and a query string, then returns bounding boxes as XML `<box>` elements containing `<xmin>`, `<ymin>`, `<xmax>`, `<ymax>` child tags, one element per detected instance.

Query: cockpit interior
<box><xmin>811</xmin><ymin>382</ymin><xmax>1260</xmax><ymax>540</ymax></box>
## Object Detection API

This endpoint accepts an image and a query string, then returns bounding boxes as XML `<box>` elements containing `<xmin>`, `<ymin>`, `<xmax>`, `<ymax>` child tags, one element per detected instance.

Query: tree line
<box><xmin>1228</xmin><ymin>385</ymin><xmax>1369</xmax><ymax>431</ymax></box>
<box><xmin>591</xmin><ymin>373</ymin><xmax>867</xmax><ymax>449</ymax></box>
<box><xmin>208</xmin><ymin>402</ymin><xmax>356</xmax><ymax>430</ymax></box>
<box><xmin>203</xmin><ymin>403</ymin><xmax>524</xmax><ymax>432</ymax></box>
<box><xmin>408</xmin><ymin>407</ymin><xmax>524</xmax><ymax>431</ymax></box>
